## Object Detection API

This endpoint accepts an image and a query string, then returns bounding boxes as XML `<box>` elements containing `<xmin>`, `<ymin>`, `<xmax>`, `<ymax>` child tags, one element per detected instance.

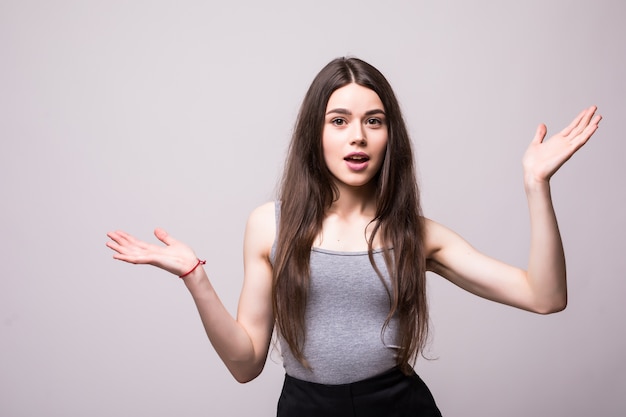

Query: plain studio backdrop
<box><xmin>1</xmin><ymin>1</ymin><xmax>624</xmax><ymax>416</ymax></box>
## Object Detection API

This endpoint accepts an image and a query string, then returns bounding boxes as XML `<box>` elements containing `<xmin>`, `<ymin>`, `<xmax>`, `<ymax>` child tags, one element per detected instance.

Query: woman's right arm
<box><xmin>106</xmin><ymin>202</ymin><xmax>276</xmax><ymax>383</ymax></box>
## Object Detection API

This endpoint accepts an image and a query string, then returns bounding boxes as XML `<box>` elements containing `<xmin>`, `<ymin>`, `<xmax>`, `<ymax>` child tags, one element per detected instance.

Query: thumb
<box><xmin>154</xmin><ymin>228</ymin><xmax>175</xmax><ymax>246</ymax></box>
<box><xmin>532</xmin><ymin>123</ymin><xmax>547</xmax><ymax>145</ymax></box>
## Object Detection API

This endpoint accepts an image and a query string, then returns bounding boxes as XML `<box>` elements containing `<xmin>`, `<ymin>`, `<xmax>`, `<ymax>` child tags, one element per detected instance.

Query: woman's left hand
<box><xmin>522</xmin><ymin>105</ymin><xmax>602</xmax><ymax>185</ymax></box>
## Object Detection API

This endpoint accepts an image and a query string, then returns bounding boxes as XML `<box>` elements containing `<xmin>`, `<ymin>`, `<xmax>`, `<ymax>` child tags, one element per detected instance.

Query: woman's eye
<box><xmin>331</xmin><ymin>118</ymin><xmax>346</xmax><ymax>126</ymax></box>
<box><xmin>367</xmin><ymin>118</ymin><xmax>382</xmax><ymax>126</ymax></box>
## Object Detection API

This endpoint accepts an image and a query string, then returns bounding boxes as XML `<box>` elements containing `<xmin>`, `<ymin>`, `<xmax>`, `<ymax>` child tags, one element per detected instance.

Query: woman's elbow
<box><xmin>532</xmin><ymin>297</ymin><xmax>568</xmax><ymax>315</ymax></box>
<box><xmin>233</xmin><ymin>373</ymin><xmax>259</xmax><ymax>384</ymax></box>
<box><xmin>230</xmin><ymin>363</ymin><xmax>265</xmax><ymax>384</ymax></box>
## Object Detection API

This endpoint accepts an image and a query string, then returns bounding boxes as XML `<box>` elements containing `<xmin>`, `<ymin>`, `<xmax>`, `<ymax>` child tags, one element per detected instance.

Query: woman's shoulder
<box><xmin>248</xmin><ymin>201</ymin><xmax>277</xmax><ymax>223</ymax></box>
<box><xmin>422</xmin><ymin>216</ymin><xmax>474</xmax><ymax>260</ymax></box>
<box><xmin>244</xmin><ymin>201</ymin><xmax>277</xmax><ymax>254</ymax></box>
<box><xmin>422</xmin><ymin>216</ymin><xmax>452</xmax><ymax>258</ymax></box>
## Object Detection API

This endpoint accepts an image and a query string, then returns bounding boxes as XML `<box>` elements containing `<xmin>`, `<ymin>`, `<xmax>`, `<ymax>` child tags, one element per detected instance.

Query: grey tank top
<box><xmin>271</xmin><ymin>203</ymin><xmax>400</xmax><ymax>384</ymax></box>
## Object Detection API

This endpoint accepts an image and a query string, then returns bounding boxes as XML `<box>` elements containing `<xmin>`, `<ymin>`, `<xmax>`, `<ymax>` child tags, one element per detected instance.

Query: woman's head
<box><xmin>287</xmin><ymin>57</ymin><xmax>414</xmax><ymax>202</ymax></box>
<box><xmin>291</xmin><ymin>58</ymin><xmax>412</xmax><ymax>192</ymax></box>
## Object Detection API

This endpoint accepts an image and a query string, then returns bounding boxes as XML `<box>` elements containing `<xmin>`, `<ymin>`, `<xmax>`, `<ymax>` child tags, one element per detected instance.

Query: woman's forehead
<box><xmin>326</xmin><ymin>83</ymin><xmax>384</xmax><ymax>113</ymax></box>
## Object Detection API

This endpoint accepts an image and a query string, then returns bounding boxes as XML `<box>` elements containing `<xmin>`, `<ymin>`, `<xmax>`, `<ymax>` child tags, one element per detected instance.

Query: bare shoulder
<box><xmin>423</xmin><ymin>217</ymin><xmax>473</xmax><ymax>259</ymax></box>
<box><xmin>422</xmin><ymin>217</ymin><xmax>448</xmax><ymax>258</ymax></box>
<box><xmin>244</xmin><ymin>201</ymin><xmax>277</xmax><ymax>259</ymax></box>
<box><xmin>247</xmin><ymin>201</ymin><xmax>276</xmax><ymax>232</ymax></box>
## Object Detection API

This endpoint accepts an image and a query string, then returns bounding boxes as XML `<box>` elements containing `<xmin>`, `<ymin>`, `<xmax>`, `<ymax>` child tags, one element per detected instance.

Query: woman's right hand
<box><xmin>106</xmin><ymin>228</ymin><xmax>200</xmax><ymax>277</ymax></box>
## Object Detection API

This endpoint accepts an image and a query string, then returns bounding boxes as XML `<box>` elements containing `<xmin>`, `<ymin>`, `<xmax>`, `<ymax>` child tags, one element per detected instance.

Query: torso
<box><xmin>276</xmin><ymin>246</ymin><xmax>400</xmax><ymax>384</ymax></box>
<box><xmin>271</xmin><ymin>202</ymin><xmax>400</xmax><ymax>384</ymax></box>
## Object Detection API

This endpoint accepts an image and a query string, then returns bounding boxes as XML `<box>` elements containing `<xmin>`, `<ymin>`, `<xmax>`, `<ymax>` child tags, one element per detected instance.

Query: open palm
<box><xmin>106</xmin><ymin>228</ymin><xmax>198</xmax><ymax>277</ymax></box>
<box><xmin>523</xmin><ymin>105</ymin><xmax>601</xmax><ymax>183</ymax></box>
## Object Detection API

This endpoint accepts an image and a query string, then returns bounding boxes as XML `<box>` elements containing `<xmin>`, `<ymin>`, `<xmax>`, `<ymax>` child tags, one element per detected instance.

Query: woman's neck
<box><xmin>315</xmin><ymin>184</ymin><xmax>381</xmax><ymax>252</ymax></box>
<box><xmin>329</xmin><ymin>182</ymin><xmax>378</xmax><ymax>218</ymax></box>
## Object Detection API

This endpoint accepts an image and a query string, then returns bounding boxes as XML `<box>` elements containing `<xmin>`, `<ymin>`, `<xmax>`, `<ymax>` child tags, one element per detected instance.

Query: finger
<box><xmin>105</xmin><ymin>239</ymin><xmax>123</xmax><ymax>254</ymax></box>
<box><xmin>108</xmin><ymin>230</ymin><xmax>137</xmax><ymax>244</ymax></box>
<box><xmin>572</xmin><ymin>106</ymin><xmax>598</xmax><ymax>138</ymax></box>
<box><xmin>112</xmin><ymin>230</ymin><xmax>156</xmax><ymax>253</ymax></box>
<box><xmin>106</xmin><ymin>240</ymin><xmax>139</xmax><ymax>263</ymax></box>
<box><xmin>107</xmin><ymin>230</ymin><xmax>131</xmax><ymax>247</ymax></box>
<box><xmin>106</xmin><ymin>237</ymin><xmax>139</xmax><ymax>258</ymax></box>
<box><xmin>558</xmin><ymin>108</ymin><xmax>586</xmax><ymax>137</ymax></box>
<box><xmin>108</xmin><ymin>239</ymin><xmax>153</xmax><ymax>264</ymax></box>
<box><xmin>532</xmin><ymin>123</ymin><xmax>547</xmax><ymax>145</ymax></box>
<box><xmin>109</xmin><ymin>231</ymin><xmax>148</xmax><ymax>254</ymax></box>
<box><xmin>116</xmin><ymin>230</ymin><xmax>146</xmax><ymax>247</ymax></box>
<box><xmin>570</xmin><ymin>114</ymin><xmax>601</xmax><ymax>148</ymax></box>
<box><xmin>107</xmin><ymin>229</ymin><xmax>151</xmax><ymax>254</ymax></box>
<box><xmin>111</xmin><ymin>252</ymin><xmax>144</xmax><ymax>264</ymax></box>
<box><xmin>154</xmin><ymin>228</ymin><xmax>176</xmax><ymax>246</ymax></box>
<box><xmin>560</xmin><ymin>106</ymin><xmax>597</xmax><ymax>138</ymax></box>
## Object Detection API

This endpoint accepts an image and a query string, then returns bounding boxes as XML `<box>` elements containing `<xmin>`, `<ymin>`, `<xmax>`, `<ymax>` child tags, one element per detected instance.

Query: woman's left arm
<box><xmin>427</xmin><ymin>106</ymin><xmax>602</xmax><ymax>314</ymax></box>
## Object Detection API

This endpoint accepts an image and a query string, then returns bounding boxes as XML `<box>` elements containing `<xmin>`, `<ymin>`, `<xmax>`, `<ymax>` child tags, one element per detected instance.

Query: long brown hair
<box><xmin>273</xmin><ymin>57</ymin><xmax>427</xmax><ymax>374</ymax></box>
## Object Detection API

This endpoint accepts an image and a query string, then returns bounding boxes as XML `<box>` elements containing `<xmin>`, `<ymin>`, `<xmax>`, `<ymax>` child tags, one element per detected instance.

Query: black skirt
<box><xmin>277</xmin><ymin>367</ymin><xmax>442</xmax><ymax>417</ymax></box>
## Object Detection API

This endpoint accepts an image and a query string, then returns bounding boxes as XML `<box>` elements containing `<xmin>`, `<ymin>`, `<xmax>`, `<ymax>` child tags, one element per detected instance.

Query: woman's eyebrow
<box><xmin>365</xmin><ymin>109</ymin><xmax>386</xmax><ymax>116</ymax></box>
<box><xmin>325</xmin><ymin>108</ymin><xmax>386</xmax><ymax>116</ymax></box>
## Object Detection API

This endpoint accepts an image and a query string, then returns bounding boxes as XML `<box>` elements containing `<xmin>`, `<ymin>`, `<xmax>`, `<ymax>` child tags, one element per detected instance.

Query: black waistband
<box><xmin>284</xmin><ymin>366</ymin><xmax>411</xmax><ymax>398</ymax></box>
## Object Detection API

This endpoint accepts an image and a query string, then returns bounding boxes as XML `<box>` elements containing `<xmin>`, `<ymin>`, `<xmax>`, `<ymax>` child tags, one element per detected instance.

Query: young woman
<box><xmin>106</xmin><ymin>57</ymin><xmax>601</xmax><ymax>416</ymax></box>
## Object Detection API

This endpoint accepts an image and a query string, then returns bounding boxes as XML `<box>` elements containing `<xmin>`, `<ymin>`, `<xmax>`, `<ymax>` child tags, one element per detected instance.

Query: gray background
<box><xmin>1</xmin><ymin>0</ymin><xmax>624</xmax><ymax>416</ymax></box>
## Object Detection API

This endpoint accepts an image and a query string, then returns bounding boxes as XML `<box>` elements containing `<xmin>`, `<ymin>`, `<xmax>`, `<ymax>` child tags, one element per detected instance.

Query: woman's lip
<box><xmin>344</xmin><ymin>152</ymin><xmax>369</xmax><ymax>161</ymax></box>
<box><xmin>343</xmin><ymin>152</ymin><xmax>370</xmax><ymax>171</ymax></box>
<box><xmin>344</xmin><ymin>159</ymin><xmax>369</xmax><ymax>171</ymax></box>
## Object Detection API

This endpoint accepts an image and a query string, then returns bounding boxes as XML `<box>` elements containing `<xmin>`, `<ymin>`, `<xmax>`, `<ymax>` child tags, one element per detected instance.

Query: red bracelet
<box><xmin>179</xmin><ymin>259</ymin><xmax>206</xmax><ymax>279</ymax></box>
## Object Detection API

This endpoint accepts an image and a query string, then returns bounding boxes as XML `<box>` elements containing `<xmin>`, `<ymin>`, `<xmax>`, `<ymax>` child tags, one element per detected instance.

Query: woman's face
<box><xmin>322</xmin><ymin>83</ymin><xmax>388</xmax><ymax>190</ymax></box>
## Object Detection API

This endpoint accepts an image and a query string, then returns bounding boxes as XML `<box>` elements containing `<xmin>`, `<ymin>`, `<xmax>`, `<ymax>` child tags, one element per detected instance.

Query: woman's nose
<box><xmin>350</xmin><ymin>125</ymin><xmax>366</xmax><ymax>145</ymax></box>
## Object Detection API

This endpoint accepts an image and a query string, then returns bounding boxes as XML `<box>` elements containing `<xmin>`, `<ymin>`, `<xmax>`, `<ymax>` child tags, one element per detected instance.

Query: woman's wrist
<box><xmin>179</xmin><ymin>259</ymin><xmax>211</xmax><ymax>292</ymax></box>
<box><xmin>179</xmin><ymin>258</ymin><xmax>206</xmax><ymax>279</ymax></box>
<box><xmin>523</xmin><ymin>173</ymin><xmax>551</xmax><ymax>195</ymax></box>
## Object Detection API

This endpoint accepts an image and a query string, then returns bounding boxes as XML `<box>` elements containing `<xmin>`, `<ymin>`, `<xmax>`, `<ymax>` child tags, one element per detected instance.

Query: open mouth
<box><xmin>343</xmin><ymin>153</ymin><xmax>370</xmax><ymax>171</ymax></box>
<box><xmin>344</xmin><ymin>154</ymin><xmax>369</xmax><ymax>162</ymax></box>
